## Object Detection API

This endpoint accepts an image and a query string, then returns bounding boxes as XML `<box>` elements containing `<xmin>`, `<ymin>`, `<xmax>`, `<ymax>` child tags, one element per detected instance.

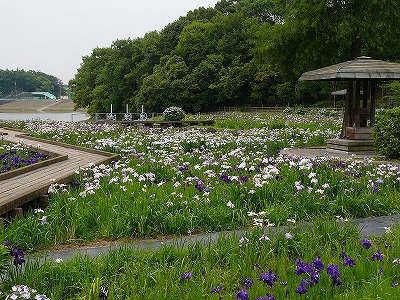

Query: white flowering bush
<box><xmin>162</xmin><ymin>106</ymin><xmax>185</xmax><ymax>121</ymax></box>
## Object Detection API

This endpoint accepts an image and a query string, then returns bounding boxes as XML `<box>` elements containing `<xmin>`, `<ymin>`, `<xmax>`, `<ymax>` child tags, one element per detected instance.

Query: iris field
<box><xmin>0</xmin><ymin>110</ymin><xmax>400</xmax><ymax>299</ymax></box>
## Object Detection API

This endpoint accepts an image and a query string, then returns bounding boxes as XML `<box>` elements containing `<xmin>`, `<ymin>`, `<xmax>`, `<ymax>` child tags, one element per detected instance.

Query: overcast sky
<box><xmin>0</xmin><ymin>0</ymin><xmax>219</xmax><ymax>84</ymax></box>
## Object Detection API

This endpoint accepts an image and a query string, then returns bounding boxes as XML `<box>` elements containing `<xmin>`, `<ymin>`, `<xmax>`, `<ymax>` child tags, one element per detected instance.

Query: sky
<box><xmin>0</xmin><ymin>0</ymin><xmax>220</xmax><ymax>84</ymax></box>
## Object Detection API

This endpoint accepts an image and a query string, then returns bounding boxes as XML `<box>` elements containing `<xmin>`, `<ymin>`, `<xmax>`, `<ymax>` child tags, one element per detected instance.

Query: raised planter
<box><xmin>0</xmin><ymin>146</ymin><xmax>68</xmax><ymax>181</ymax></box>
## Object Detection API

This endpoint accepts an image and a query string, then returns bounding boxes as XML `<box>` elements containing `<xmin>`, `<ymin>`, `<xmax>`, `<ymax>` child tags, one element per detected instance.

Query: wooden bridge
<box><xmin>0</xmin><ymin>128</ymin><xmax>119</xmax><ymax>216</ymax></box>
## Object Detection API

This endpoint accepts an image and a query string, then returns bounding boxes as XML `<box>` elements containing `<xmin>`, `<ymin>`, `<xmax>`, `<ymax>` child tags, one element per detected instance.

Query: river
<box><xmin>0</xmin><ymin>112</ymin><xmax>90</xmax><ymax>122</ymax></box>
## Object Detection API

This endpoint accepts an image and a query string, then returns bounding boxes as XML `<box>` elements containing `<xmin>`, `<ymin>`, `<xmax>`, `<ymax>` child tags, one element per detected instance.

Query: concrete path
<box><xmin>36</xmin><ymin>214</ymin><xmax>400</xmax><ymax>262</ymax></box>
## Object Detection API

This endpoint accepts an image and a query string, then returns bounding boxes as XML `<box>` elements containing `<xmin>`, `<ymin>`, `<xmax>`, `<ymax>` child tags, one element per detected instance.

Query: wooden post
<box><xmin>354</xmin><ymin>80</ymin><xmax>361</xmax><ymax>127</ymax></box>
<box><xmin>370</xmin><ymin>81</ymin><xmax>377</xmax><ymax>126</ymax></box>
<box><xmin>363</xmin><ymin>81</ymin><xmax>368</xmax><ymax>108</ymax></box>
<box><xmin>36</xmin><ymin>195</ymin><xmax>49</xmax><ymax>209</ymax></box>
<box><xmin>343</xmin><ymin>80</ymin><xmax>354</xmax><ymax>138</ymax></box>
<box><xmin>11</xmin><ymin>208</ymin><xmax>23</xmax><ymax>219</ymax></box>
<box><xmin>361</xmin><ymin>81</ymin><xmax>369</xmax><ymax>127</ymax></box>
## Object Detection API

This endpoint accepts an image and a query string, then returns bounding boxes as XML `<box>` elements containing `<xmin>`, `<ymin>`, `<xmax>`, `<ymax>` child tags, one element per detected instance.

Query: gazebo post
<box><xmin>354</xmin><ymin>80</ymin><xmax>362</xmax><ymax>128</ymax></box>
<box><xmin>370</xmin><ymin>81</ymin><xmax>376</xmax><ymax>126</ymax></box>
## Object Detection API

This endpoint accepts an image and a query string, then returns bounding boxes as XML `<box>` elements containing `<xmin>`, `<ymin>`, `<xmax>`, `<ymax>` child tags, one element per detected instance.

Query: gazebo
<box><xmin>299</xmin><ymin>56</ymin><xmax>400</xmax><ymax>153</ymax></box>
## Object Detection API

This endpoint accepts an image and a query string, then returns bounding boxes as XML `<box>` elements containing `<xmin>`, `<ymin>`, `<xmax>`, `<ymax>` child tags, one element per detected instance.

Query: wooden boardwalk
<box><xmin>0</xmin><ymin>128</ymin><xmax>119</xmax><ymax>216</ymax></box>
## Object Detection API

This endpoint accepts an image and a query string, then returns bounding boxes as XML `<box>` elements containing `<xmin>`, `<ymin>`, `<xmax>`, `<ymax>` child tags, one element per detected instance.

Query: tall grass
<box><xmin>4</xmin><ymin>223</ymin><xmax>400</xmax><ymax>299</ymax></box>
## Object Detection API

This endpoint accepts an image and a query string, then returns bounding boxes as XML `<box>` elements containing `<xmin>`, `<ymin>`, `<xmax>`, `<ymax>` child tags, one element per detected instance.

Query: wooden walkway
<box><xmin>0</xmin><ymin>128</ymin><xmax>119</xmax><ymax>216</ymax></box>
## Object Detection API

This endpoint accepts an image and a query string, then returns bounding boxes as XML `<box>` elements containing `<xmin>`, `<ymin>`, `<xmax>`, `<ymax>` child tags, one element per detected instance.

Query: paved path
<box><xmin>36</xmin><ymin>214</ymin><xmax>400</xmax><ymax>262</ymax></box>
<box><xmin>0</xmin><ymin>128</ymin><xmax>119</xmax><ymax>215</ymax></box>
<box><xmin>280</xmin><ymin>146</ymin><xmax>379</xmax><ymax>160</ymax></box>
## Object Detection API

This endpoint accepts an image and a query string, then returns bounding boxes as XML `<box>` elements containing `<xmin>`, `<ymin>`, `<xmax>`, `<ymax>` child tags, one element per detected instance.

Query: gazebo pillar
<box><xmin>370</xmin><ymin>81</ymin><xmax>376</xmax><ymax>126</ymax></box>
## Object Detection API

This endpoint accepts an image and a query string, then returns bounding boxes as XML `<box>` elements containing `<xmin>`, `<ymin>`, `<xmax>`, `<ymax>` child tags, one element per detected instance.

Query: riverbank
<box><xmin>0</xmin><ymin>99</ymin><xmax>86</xmax><ymax>113</ymax></box>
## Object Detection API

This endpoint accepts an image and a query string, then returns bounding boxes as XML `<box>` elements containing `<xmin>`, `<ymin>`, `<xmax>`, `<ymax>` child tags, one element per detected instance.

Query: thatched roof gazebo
<box><xmin>299</xmin><ymin>56</ymin><xmax>400</xmax><ymax>153</ymax></box>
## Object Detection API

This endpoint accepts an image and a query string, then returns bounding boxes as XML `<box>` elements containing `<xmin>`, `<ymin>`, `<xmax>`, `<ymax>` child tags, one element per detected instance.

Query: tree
<box><xmin>0</xmin><ymin>69</ymin><xmax>65</xmax><ymax>98</ymax></box>
<box><xmin>69</xmin><ymin>47</ymin><xmax>112</xmax><ymax>114</ymax></box>
<box><xmin>256</xmin><ymin>0</ymin><xmax>400</xmax><ymax>82</ymax></box>
<box><xmin>133</xmin><ymin>55</ymin><xmax>190</xmax><ymax>112</ymax></box>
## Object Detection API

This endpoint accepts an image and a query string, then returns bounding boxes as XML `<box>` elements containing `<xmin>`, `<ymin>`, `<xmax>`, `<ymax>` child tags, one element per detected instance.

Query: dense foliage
<box><xmin>373</xmin><ymin>107</ymin><xmax>400</xmax><ymax>159</ymax></box>
<box><xmin>0</xmin><ymin>69</ymin><xmax>66</xmax><ymax>99</ymax></box>
<box><xmin>69</xmin><ymin>0</ymin><xmax>400</xmax><ymax>114</ymax></box>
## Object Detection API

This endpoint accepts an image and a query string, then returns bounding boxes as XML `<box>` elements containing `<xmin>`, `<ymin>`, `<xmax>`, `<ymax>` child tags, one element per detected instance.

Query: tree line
<box><xmin>0</xmin><ymin>69</ymin><xmax>66</xmax><ymax>99</ymax></box>
<box><xmin>69</xmin><ymin>0</ymin><xmax>400</xmax><ymax>114</ymax></box>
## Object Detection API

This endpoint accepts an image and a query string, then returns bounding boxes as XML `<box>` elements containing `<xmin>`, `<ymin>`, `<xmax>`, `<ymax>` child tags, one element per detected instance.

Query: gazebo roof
<box><xmin>299</xmin><ymin>56</ymin><xmax>400</xmax><ymax>81</ymax></box>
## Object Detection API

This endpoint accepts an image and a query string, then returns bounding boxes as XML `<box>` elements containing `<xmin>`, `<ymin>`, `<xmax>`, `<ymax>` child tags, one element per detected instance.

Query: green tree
<box><xmin>0</xmin><ymin>69</ymin><xmax>64</xmax><ymax>98</ymax></box>
<box><xmin>133</xmin><ymin>55</ymin><xmax>190</xmax><ymax>112</ymax></box>
<box><xmin>256</xmin><ymin>0</ymin><xmax>400</xmax><ymax>82</ymax></box>
<box><xmin>174</xmin><ymin>21</ymin><xmax>216</xmax><ymax>69</ymax></box>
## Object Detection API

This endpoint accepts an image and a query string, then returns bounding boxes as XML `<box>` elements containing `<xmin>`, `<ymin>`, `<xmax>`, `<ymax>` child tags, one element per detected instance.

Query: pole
<box><xmin>111</xmin><ymin>104</ymin><xmax>113</xmax><ymax>114</ymax></box>
<box><xmin>126</xmin><ymin>104</ymin><xmax>129</xmax><ymax>114</ymax></box>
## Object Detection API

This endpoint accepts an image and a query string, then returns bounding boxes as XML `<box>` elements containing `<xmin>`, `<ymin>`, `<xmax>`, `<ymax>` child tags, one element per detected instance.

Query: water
<box><xmin>0</xmin><ymin>112</ymin><xmax>90</xmax><ymax>122</ymax></box>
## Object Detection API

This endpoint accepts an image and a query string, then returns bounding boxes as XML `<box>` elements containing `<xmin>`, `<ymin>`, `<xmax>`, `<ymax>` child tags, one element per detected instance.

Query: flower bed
<box><xmin>0</xmin><ymin>141</ymin><xmax>53</xmax><ymax>175</ymax></box>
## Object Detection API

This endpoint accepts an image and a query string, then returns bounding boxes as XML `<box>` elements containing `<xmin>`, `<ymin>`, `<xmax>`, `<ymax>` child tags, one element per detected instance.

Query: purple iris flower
<box><xmin>294</xmin><ymin>259</ymin><xmax>313</xmax><ymax>275</ymax></box>
<box><xmin>243</xmin><ymin>278</ymin><xmax>253</xmax><ymax>288</ymax></box>
<box><xmin>361</xmin><ymin>239</ymin><xmax>372</xmax><ymax>249</ymax></box>
<box><xmin>343</xmin><ymin>256</ymin><xmax>356</xmax><ymax>267</ymax></box>
<box><xmin>371</xmin><ymin>250</ymin><xmax>384</xmax><ymax>261</ymax></box>
<box><xmin>180</xmin><ymin>271</ymin><xmax>194</xmax><ymax>280</ymax></box>
<box><xmin>219</xmin><ymin>174</ymin><xmax>232</xmax><ymax>183</ymax></box>
<box><xmin>239</xmin><ymin>176</ymin><xmax>249</xmax><ymax>183</ymax></box>
<box><xmin>235</xmin><ymin>288</ymin><xmax>249</xmax><ymax>300</ymax></box>
<box><xmin>312</xmin><ymin>256</ymin><xmax>324</xmax><ymax>272</ymax></box>
<box><xmin>295</xmin><ymin>282</ymin><xmax>308</xmax><ymax>294</ymax></box>
<box><xmin>326</xmin><ymin>264</ymin><xmax>340</xmax><ymax>279</ymax></box>
<box><xmin>260</xmin><ymin>270</ymin><xmax>278</xmax><ymax>287</ymax></box>
<box><xmin>210</xmin><ymin>286</ymin><xmax>226</xmax><ymax>293</ymax></box>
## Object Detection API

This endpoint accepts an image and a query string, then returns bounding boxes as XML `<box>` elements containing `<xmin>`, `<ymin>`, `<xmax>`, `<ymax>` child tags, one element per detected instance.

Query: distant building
<box><xmin>13</xmin><ymin>92</ymin><xmax>57</xmax><ymax>100</ymax></box>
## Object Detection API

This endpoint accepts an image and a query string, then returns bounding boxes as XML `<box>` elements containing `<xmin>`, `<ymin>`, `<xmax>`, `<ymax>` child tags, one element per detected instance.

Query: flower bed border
<box><xmin>0</xmin><ymin>143</ymin><xmax>68</xmax><ymax>181</ymax></box>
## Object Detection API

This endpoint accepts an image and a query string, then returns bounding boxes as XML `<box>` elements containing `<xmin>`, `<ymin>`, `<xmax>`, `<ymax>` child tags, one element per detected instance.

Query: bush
<box><xmin>373</xmin><ymin>107</ymin><xmax>400</xmax><ymax>159</ymax></box>
<box><xmin>162</xmin><ymin>107</ymin><xmax>186</xmax><ymax>121</ymax></box>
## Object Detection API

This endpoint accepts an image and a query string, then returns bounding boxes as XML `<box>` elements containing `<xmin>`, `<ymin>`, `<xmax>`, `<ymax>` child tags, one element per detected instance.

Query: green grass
<box><xmin>3</xmin><ymin>223</ymin><xmax>400</xmax><ymax>299</ymax></box>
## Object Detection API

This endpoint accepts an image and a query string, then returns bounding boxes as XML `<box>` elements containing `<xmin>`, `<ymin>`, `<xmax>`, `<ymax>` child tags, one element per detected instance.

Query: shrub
<box><xmin>162</xmin><ymin>107</ymin><xmax>185</xmax><ymax>121</ymax></box>
<box><xmin>373</xmin><ymin>107</ymin><xmax>400</xmax><ymax>159</ymax></box>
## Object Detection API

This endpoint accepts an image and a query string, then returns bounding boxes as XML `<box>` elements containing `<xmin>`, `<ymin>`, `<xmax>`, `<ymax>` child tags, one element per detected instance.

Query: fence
<box><xmin>95</xmin><ymin>112</ymin><xmax>163</xmax><ymax>122</ymax></box>
<box><xmin>95</xmin><ymin>107</ymin><xmax>344</xmax><ymax>121</ymax></box>
<box><xmin>214</xmin><ymin>106</ymin><xmax>344</xmax><ymax>113</ymax></box>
